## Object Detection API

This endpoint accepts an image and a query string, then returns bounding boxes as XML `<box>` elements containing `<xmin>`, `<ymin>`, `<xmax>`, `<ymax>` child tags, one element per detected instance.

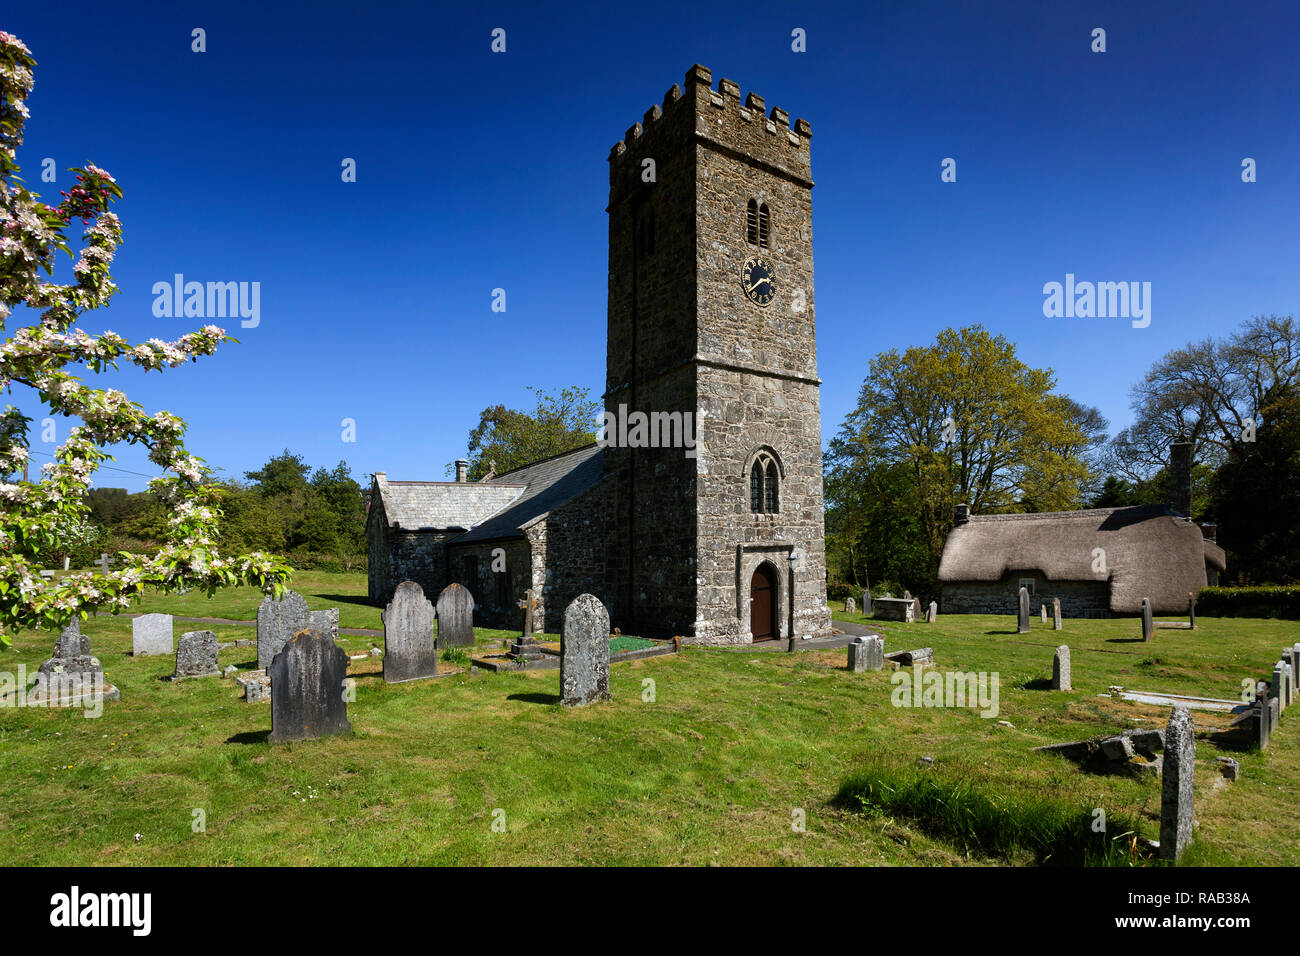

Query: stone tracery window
<box><xmin>749</xmin><ymin>451</ymin><xmax>780</xmax><ymax>514</ymax></box>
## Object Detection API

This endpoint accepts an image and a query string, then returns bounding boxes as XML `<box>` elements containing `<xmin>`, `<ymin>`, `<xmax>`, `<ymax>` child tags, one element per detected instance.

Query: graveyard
<box><xmin>0</xmin><ymin>570</ymin><xmax>1296</xmax><ymax>866</ymax></box>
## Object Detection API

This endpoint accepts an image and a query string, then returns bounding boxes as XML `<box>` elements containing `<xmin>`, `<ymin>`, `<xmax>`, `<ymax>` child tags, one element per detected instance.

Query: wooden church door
<box><xmin>750</xmin><ymin>564</ymin><xmax>776</xmax><ymax>641</ymax></box>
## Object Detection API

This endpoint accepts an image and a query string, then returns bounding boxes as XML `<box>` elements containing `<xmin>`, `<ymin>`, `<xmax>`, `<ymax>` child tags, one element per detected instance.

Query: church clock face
<box><xmin>742</xmin><ymin>256</ymin><xmax>776</xmax><ymax>306</ymax></box>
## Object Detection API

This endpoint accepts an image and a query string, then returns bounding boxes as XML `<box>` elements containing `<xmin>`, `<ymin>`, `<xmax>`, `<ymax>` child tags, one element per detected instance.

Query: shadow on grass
<box><xmin>1019</xmin><ymin>677</ymin><xmax>1054</xmax><ymax>691</ymax></box>
<box><xmin>314</xmin><ymin>593</ymin><xmax>376</xmax><ymax>609</ymax></box>
<box><xmin>508</xmin><ymin>692</ymin><xmax>561</xmax><ymax>705</ymax></box>
<box><xmin>226</xmin><ymin>730</ymin><xmax>270</xmax><ymax>745</ymax></box>
<box><xmin>1107</xmin><ymin>638</ymin><xmax>1148</xmax><ymax>644</ymax></box>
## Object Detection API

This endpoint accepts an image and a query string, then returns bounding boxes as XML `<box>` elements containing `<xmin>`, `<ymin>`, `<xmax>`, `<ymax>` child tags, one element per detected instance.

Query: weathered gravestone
<box><xmin>54</xmin><ymin>620</ymin><xmax>90</xmax><ymax>658</ymax></box>
<box><xmin>435</xmin><ymin>583</ymin><xmax>475</xmax><ymax>648</ymax></box>
<box><xmin>927</xmin><ymin>601</ymin><xmax>937</xmax><ymax>623</ymax></box>
<box><xmin>1017</xmin><ymin>587</ymin><xmax>1030</xmax><ymax>634</ymax></box>
<box><xmin>268</xmin><ymin>629</ymin><xmax>352</xmax><ymax>742</ymax></box>
<box><xmin>1272</xmin><ymin>661</ymin><xmax>1287</xmax><ymax>714</ymax></box>
<box><xmin>1052</xmin><ymin>645</ymin><xmax>1071</xmax><ymax>691</ymax></box>
<box><xmin>847</xmin><ymin>635</ymin><xmax>884</xmax><ymax>673</ymax></box>
<box><xmin>903</xmin><ymin>590</ymin><xmax>912</xmax><ymax>602</ymax></box>
<box><xmin>560</xmin><ymin>594</ymin><xmax>611</xmax><ymax>706</ymax></box>
<box><xmin>309</xmin><ymin>607</ymin><xmax>339</xmax><ymax>642</ymax></box>
<box><xmin>912</xmin><ymin>596</ymin><xmax>922</xmax><ymax>620</ymax></box>
<box><xmin>172</xmin><ymin>630</ymin><xmax>220</xmax><ymax>680</ymax></box>
<box><xmin>1255</xmin><ymin>697</ymin><xmax>1271</xmax><ymax>750</ymax></box>
<box><xmin>1141</xmin><ymin>598</ymin><xmax>1154</xmax><ymax>642</ymax></box>
<box><xmin>1158</xmin><ymin>706</ymin><xmax>1195</xmax><ymax>862</ymax></box>
<box><xmin>1052</xmin><ymin>597</ymin><xmax>1062</xmax><ymax>631</ymax></box>
<box><xmin>845</xmin><ymin>597</ymin><xmax>856</xmax><ymax>614</ymax></box>
<box><xmin>132</xmin><ymin>613</ymin><xmax>174</xmax><ymax>656</ymax></box>
<box><xmin>383</xmin><ymin>581</ymin><xmax>437</xmax><ymax>683</ymax></box>
<box><xmin>861</xmin><ymin>590</ymin><xmax>872</xmax><ymax>616</ymax></box>
<box><xmin>1040</xmin><ymin>604</ymin><xmax>1048</xmax><ymax>623</ymax></box>
<box><xmin>1188</xmin><ymin>593</ymin><xmax>1196</xmax><ymax>630</ymax></box>
<box><xmin>257</xmin><ymin>590</ymin><xmax>312</xmax><ymax>671</ymax></box>
<box><xmin>873</xmin><ymin>597</ymin><xmax>914</xmax><ymax>623</ymax></box>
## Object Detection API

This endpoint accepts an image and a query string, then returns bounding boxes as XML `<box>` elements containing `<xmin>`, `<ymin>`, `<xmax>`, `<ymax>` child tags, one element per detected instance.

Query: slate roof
<box><xmin>453</xmin><ymin>443</ymin><xmax>606</xmax><ymax>543</ymax></box>
<box><xmin>373</xmin><ymin>477</ymin><xmax>526</xmax><ymax>532</ymax></box>
<box><xmin>938</xmin><ymin>504</ymin><xmax>1226</xmax><ymax>614</ymax></box>
<box><xmin>372</xmin><ymin>443</ymin><xmax>605</xmax><ymax>541</ymax></box>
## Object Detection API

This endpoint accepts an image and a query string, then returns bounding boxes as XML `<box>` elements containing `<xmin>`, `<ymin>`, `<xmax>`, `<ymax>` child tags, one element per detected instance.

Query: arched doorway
<box><xmin>749</xmin><ymin>563</ymin><xmax>777</xmax><ymax>642</ymax></box>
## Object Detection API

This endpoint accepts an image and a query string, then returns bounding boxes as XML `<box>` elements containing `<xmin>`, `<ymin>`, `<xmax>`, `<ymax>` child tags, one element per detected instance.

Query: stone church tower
<box><xmin>604</xmin><ymin>64</ymin><xmax>832</xmax><ymax>644</ymax></box>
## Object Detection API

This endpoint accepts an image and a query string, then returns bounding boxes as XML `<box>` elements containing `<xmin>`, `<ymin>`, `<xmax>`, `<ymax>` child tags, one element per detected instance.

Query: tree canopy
<box><xmin>461</xmin><ymin>385</ymin><xmax>599</xmax><ymax>480</ymax></box>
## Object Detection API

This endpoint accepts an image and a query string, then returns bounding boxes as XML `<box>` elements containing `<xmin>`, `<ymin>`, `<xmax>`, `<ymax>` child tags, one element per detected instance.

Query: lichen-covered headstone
<box><xmin>1051</xmin><ymin>645</ymin><xmax>1071</xmax><ymax>691</ymax></box>
<box><xmin>845</xmin><ymin>597</ymin><xmax>856</xmax><ymax>614</ymax></box>
<box><xmin>268</xmin><ymin>629</ymin><xmax>352</xmax><ymax>742</ymax></box>
<box><xmin>861</xmin><ymin>590</ymin><xmax>872</xmax><ymax>616</ymax></box>
<box><xmin>1052</xmin><ymin>597</ymin><xmax>1062</xmax><ymax>631</ymax></box>
<box><xmin>560</xmin><ymin>594</ymin><xmax>611</xmax><ymax>706</ymax></box>
<box><xmin>927</xmin><ymin>601</ymin><xmax>937</xmax><ymax>624</ymax></box>
<box><xmin>132</xmin><ymin>613</ymin><xmax>174</xmax><ymax>656</ymax></box>
<box><xmin>310</xmin><ymin>608</ymin><xmax>339</xmax><ymax>641</ymax></box>
<box><xmin>383</xmin><ymin>581</ymin><xmax>437</xmax><ymax>683</ymax></box>
<box><xmin>172</xmin><ymin>630</ymin><xmax>220</xmax><ymax>680</ymax></box>
<box><xmin>53</xmin><ymin>620</ymin><xmax>90</xmax><ymax>658</ymax></box>
<box><xmin>847</xmin><ymin>635</ymin><xmax>883</xmax><ymax>673</ymax></box>
<box><xmin>435</xmin><ymin>583</ymin><xmax>475</xmax><ymax>648</ymax></box>
<box><xmin>1141</xmin><ymin>598</ymin><xmax>1154</xmax><ymax>642</ymax></box>
<box><xmin>913</xmin><ymin>596</ymin><xmax>922</xmax><ymax>620</ymax></box>
<box><xmin>1017</xmin><ymin>587</ymin><xmax>1030</xmax><ymax>634</ymax></box>
<box><xmin>257</xmin><ymin>590</ymin><xmax>312</xmax><ymax>671</ymax></box>
<box><xmin>1158</xmin><ymin>706</ymin><xmax>1195</xmax><ymax>862</ymax></box>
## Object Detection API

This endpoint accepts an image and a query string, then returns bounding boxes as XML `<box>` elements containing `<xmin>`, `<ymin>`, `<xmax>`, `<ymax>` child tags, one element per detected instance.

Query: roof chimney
<box><xmin>954</xmin><ymin>503</ymin><xmax>970</xmax><ymax>525</ymax></box>
<box><xmin>455</xmin><ymin>459</ymin><xmax>468</xmax><ymax>483</ymax></box>
<box><xmin>1169</xmin><ymin>441</ymin><xmax>1193</xmax><ymax>517</ymax></box>
<box><xmin>1201</xmin><ymin>521</ymin><xmax>1217</xmax><ymax>543</ymax></box>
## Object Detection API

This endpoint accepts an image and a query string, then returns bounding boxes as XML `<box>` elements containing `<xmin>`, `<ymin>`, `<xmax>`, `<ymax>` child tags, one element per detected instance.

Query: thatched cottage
<box><xmin>937</xmin><ymin>442</ymin><xmax>1226</xmax><ymax>616</ymax></box>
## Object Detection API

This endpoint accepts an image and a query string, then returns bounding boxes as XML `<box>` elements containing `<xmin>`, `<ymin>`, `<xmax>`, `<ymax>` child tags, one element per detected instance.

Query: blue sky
<box><xmin>7</xmin><ymin>0</ymin><xmax>1299</xmax><ymax>491</ymax></box>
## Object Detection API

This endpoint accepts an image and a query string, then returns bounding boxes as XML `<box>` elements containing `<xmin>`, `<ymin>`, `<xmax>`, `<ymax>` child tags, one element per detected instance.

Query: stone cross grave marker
<box><xmin>1017</xmin><ymin>587</ymin><xmax>1030</xmax><ymax>634</ymax></box>
<box><xmin>1052</xmin><ymin>597</ymin><xmax>1062</xmax><ymax>631</ymax></box>
<box><xmin>95</xmin><ymin>552</ymin><xmax>115</xmax><ymax>574</ymax></box>
<box><xmin>845</xmin><ymin>596</ymin><xmax>856</xmax><ymax>614</ymax></box>
<box><xmin>1158</xmin><ymin>706</ymin><xmax>1195</xmax><ymax>862</ymax></box>
<box><xmin>257</xmin><ymin>590</ymin><xmax>312</xmax><ymax>672</ymax></box>
<box><xmin>1141</xmin><ymin>598</ymin><xmax>1154</xmax><ymax>642</ymax></box>
<box><xmin>383</xmin><ymin>581</ymin><xmax>438</xmax><ymax>683</ymax></box>
<box><xmin>435</xmin><ymin>582</ymin><xmax>475</xmax><ymax>648</ymax></box>
<box><xmin>54</xmin><ymin>620</ymin><xmax>90</xmax><ymax>658</ymax></box>
<box><xmin>268</xmin><ymin>629</ymin><xmax>352</xmax><ymax>743</ymax></box>
<box><xmin>132</xmin><ymin>613</ymin><xmax>174</xmax><ymax>656</ymax></box>
<box><xmin>1052</xmin><ymin>645</ymin><xmax>1071</xmax><ymax>691</ymax></box>
<box><xmin>560</xmin><ymin>594</ymin><xmax>611</xmax><ymax>706</ymax></box>
<box><xmin>847</xmin><ymin>635</ymin><xmax>884</xmax><ymax>673</ymax></box>
<box><xmin>510</xmin><ymin>588</ymin><xmax>543</xmax><ymax>662</ymax></box>
<box><xmin>172</xmin><ymin>630</ymin><xmax>220</xmax><ymax>680</ymax></box>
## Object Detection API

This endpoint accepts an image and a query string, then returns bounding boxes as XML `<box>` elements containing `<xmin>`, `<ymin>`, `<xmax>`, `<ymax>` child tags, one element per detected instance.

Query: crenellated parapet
<box><xmin>608</xmin><ymin>64</ymin><xmax>812</xmax><ymax>202</ymax></box>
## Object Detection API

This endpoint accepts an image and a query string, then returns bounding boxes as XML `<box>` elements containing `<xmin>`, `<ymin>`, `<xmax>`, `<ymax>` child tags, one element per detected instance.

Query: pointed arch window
<box><xmin>749</xmin><ymin>451</ymin><xmax>780</xmax><ymax>514</ymax></box>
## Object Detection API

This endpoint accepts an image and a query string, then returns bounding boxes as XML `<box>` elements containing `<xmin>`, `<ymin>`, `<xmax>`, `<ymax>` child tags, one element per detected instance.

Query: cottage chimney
<box><xmin>455</xmin><ymin>459</ymin><xmax>468</xmax><ymax>483</ymax></box>
<box><xmin>954</xmin><ymin>503</ymin><xmax>970</xmax><ymax>525</ymax></box>
<box><xmin>1201</xmin><ymin>521</ymin><xmax>1217</xmax><ymax>543</ymax></box>
<box><xmin>1169</xmin><ymin>441</ymin><xmax>1193</xmax><ymax>517</ymax></box>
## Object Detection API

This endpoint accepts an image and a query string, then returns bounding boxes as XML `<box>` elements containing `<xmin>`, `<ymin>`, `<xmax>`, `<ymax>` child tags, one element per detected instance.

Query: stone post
<box><xmin>1158</xmin><ymin>706</ymin><xmax>1195</xmax><ymax>862</ymax></box>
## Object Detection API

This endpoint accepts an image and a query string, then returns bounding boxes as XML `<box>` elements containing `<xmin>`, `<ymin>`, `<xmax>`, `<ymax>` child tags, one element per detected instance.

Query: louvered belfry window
<box><xmin>746</xmin><ymin>198</ymin><xmax>759</xmax><ymax>245</ymax></box>
<box><xmin>758</xmin><ymin>203</ymin><xmax>770</xmax><ymax>248</ymax></box>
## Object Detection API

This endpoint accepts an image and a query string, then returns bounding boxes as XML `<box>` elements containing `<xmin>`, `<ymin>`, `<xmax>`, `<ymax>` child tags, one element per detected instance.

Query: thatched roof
<box><xmin>938</xmin><ymin>504</ymin><xmax>1222</xmax><ymax>614</ymax></box>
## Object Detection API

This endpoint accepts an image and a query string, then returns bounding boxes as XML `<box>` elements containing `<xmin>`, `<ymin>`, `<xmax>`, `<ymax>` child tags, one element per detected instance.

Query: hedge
<box><xmin>1198</xmin><ymin>586</ymin><xmax>1300</xmax><ymax>620</ymax></box>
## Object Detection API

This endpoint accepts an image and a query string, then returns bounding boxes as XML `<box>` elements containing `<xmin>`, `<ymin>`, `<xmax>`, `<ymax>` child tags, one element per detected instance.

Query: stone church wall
<box><xmin>445</xmin><ymin>538</ymin><xmax>531</xmax><ymax>631</ymax></box>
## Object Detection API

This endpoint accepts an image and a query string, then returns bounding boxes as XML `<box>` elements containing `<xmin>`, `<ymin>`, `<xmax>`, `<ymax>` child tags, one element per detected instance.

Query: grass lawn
<box><xmin>0</xmin><ymin>572</ymin><xmax>1297</xmax><ymax>866</ymax></box>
